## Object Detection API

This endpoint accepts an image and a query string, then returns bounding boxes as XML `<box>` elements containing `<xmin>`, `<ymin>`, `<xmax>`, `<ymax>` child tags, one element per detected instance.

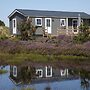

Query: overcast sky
<box><xmin>0</xmin><ymin>0</ymin><xmax>90</xmax><ymax>26</ymax></box>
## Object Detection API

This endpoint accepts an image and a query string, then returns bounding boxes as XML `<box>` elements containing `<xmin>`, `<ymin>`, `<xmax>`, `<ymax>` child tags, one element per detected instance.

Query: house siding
<box><xmin>33</xmin><ymin>18</ymin><xmax>44</xmax><ymax>35</ymax></box>
<box><xmin>9</xmin><ymin>12</ymin><xmax>26</xmax><ymax>35</ymax></box>
<box><xmin>52</xmin><ymin>18</ymin><xmax>60</xmax><ymax>35</ymax></box>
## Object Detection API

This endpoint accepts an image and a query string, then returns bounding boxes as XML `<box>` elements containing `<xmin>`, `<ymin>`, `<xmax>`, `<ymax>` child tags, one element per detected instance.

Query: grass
<box><xmin>55</xmin><ymin>55</ymin><xmax>89</xmax><ymax>61</ymax></box>
<box><xmin>0</xmin><ymin>53</ymin><xmax>89</xmax><ymax>65</ymax></box>
<box><xmin>0</xmin><ymin>69</ymin><xmax>8</xmax><ymax>74</ymax></box>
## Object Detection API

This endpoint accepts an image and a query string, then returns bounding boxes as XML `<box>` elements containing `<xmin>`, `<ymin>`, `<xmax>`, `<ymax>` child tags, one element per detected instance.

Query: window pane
<box><xmin>60</xmin><ymin>19</ymin><xmax>65</xmax><ymax>26</ymax></box>
<box><xmin>73</xmin><ymin>20</ymin><xmax>77</xmax><ymax>29</ymax></box>
<box><xmin>14</xmin><ymin>67</ymin><xmax>16</xmax><ymax>75</ymax></box>
<box><xmin>13</xmin><ymin>20</ymin><xmax>16</xmax><ymax>28</ymax></box>
<box><xmin>37</xmin><ymin>19</ymin><xmax>41</xmax><ymax>25</ymax></box>
<box><xmin>47</xmin><ymin>67</ymin><xmax>51</xmax><ymax>75</ymax></box>
<box><xmin>47</xmin><ymin>19</ymin><xmax>50</xmax><ymax>27</ymax></box>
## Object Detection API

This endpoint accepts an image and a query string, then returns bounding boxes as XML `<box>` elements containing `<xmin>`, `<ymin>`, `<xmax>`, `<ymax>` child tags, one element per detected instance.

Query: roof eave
<box><xmin>8</xmin><ymin>9</ymin><xmax>26</xmax><ymax>18</ymax></box>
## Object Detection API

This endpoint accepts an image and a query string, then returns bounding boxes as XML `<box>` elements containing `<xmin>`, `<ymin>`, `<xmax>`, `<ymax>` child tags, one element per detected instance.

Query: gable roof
<box><xmin>8</xmin><ymin>9</ymin><xmax>90</xmax><ymax>18</ymax></box>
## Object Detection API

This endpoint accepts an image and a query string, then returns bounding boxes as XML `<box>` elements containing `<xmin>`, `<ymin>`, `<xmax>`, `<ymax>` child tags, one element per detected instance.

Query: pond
<box><xmin>0</xmin><ymin>65</ymin><xmax>90</xmax><ymax>90</ymax></box>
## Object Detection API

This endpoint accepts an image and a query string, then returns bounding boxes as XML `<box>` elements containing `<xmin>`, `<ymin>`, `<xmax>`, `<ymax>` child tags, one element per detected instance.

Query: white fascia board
<box><xmin>8</xmin><ymin>9</ymin><xmax>26</xmax><ymax>18</ymax></box>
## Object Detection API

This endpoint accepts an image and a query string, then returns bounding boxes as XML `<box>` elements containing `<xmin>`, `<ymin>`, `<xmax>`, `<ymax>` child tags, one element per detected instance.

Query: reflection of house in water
<box><xmin>10</xmin><ymin>63</ymin><xmax>71</xmax><ymax>84</ymax></box>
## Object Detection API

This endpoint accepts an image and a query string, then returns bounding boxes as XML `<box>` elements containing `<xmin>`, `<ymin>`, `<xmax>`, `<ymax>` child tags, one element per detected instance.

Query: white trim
<box><xmin>36</xmin><ymin>69</ymin><xmax>43</xmax><ymax>78</ymax></box>
<box><xmin>35</xmin><ymin>18</ymin><xmax>42</xmax><ymax>26</ymax></box>
<box><xmin>12</xmin><ymin>18</ymin><xmax>17</xmax><ymax>34</ymax></box>
<box><xmin>60</xmin><ymin>69</ymin><xmax>67</xmax><ymax>76</ymax></box>
<box><xmin>45</xmin><ymin>18</ymin><xmax>52</xmax><ymax>34</ymax></box>
<box><xmin>8</xmin><ymin>9</ymin><xmax>26</xmax><ymax>18</ymax></box>
<box><xmin>45</xmin><ymin>66</ymin><xmax>52</xmax><ymax>77</ymax></box>
<box><xmin>60</xmin><ymin>19</ymin><xmax>66</xmax><ymax>27</ymax></box>
<box><xmin>13</xmin><ymin>66</ymin><xmax>17</xmax><ymax>77</ymax></box>
<box><xmin>66</xmin><ymin>69</ymin><xmax>69</xmax><ymax>76</ymax></box>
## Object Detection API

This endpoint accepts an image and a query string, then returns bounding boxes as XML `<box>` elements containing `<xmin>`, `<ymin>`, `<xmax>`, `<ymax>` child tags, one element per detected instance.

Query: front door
<box><xmin>72</xmin><ymin>19</ymin><xmax>78</xmax><ymax>33</ymax></box>
<box><xmin>12</xmin><ymin>18</ymin><xmax>17</xmax><ymax>34</ymax></box>
<box><xmin>45</xmin><ymin>18</ymin><xmax>52</xmax><ymax>34</ymax></box>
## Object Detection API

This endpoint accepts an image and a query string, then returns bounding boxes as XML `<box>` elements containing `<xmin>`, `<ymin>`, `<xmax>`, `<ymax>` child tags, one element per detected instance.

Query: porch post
<box><xmin>66</xmin><ymin>17</ymin><xmax>68</xmax><ymax>35</ymax></box>
<box><xmin>78</xmin><ymin>14</ymin><xmax>81</xmax><ymax>27</ymax></box>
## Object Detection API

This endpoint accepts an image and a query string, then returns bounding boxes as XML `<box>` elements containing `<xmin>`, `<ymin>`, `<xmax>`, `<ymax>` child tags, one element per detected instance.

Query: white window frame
<box><xmin>45</xmin><ymin>66</ymin><xmax>52</xmax><ymax>77</ymax></box>
<box><xmin>60</xmin><ymin>19</ymin><xmax>66</xmax><ymax>26</ymax></box>
<box><xmin>36</xmin><ymin>69</ymin><xmax>43</xmax><ymax>78</ymax></box>
<box><xmin>60</xmin><ymin>69</ymin><xmax>68</xmax><ymax>76</ymax></box>
<box><xmin>13</xmin><ymin>66</ymin><xmax>17</xmax><ymax>77</ymax></box>
<box><xmin>35</xmin><ymin>18</ymin><xmax>42</xmax><ymax>26</ymax></box>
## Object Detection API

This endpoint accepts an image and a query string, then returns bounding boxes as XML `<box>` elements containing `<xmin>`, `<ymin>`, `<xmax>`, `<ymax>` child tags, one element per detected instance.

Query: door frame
<box><xmin>45</xmin><ymin>18</ymin><xmax>52</xmax><ymax>34</ymax></box>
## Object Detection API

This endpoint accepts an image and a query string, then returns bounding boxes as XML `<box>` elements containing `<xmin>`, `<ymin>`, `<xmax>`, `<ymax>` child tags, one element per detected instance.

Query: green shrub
<box><xmin>18</xmin><ymin>19</ymin><xmax>36</xmax><ymax>40</ymax></box>
<box><xmin>0</xmin><ymin>26</ymin><xmax>10</xmax><ymax>40</ymax></box>
<box><xmin>73</xmin><ymin>24</ymin><xmax>90</xmax><ymax>43</ymax></box>
<box><xmin>0</xmin><ymin>20</ymin><xmax>5</xmax><ymax>26</ymax></box>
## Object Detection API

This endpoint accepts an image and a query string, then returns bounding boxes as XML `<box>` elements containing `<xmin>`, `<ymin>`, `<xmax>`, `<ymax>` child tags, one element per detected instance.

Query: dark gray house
<box><xmin>8</xmin><ymin>9</ymin><xmax>90</xmax><ymax>36</ymax></box>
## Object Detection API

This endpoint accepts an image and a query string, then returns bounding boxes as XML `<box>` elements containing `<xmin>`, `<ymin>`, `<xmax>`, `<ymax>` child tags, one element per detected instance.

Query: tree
<box><xmin>0</xmin><ymin>20</ymin><xmax>5</xmax><ymax>26</ymax></box>
<box><xmin>18</xmin><ymin>18</ymin><xmax>36</xmax><ymax>40</ymax></box>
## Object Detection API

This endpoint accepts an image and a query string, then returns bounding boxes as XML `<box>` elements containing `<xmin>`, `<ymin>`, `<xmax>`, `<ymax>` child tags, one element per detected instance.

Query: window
<box><xmin>60</xmin><ymin>69</ymin><xmax>66</xmax><ymax>76</ymax></box>
<box><xmin>60</xmin><ymin>19</ymin><xmax>66</xmax><ymax>26</ymax></box>
<box><xmin>13</xmin><ymin>18</ymin><xmax>16</xmax><ymax>28</ymax></box>
<box><xmin>13</xmin><ymin>20</ymin><xmax>16</xmax><ymax>28</ymax></box>
<box><xmin>47</xmin><ymin>67</ymin><xmax>51</xmax><ymax>76</ymax></box>
<box><xmin>46</xmin><ymin>19</ymin><xmax>50</xmax><ymax>27</ymax></box>
<box><xmin>46</xmin><ymin>66</ymin><xmax>52</xmax><ymax>77</ymax></box>
<box><xmin>36</xmin><ymin>69</ymin><xmax>43</xmax><ymax>78</ymax></box>
<box><xmin>13</xmin><ymin>66</ymin><xmax>17</xmax><ymax>77</ymax></box>
<box><xmin>35</xmin><ymin>18</ymin><xmax>42</xmax><ymax>26</ymax></box>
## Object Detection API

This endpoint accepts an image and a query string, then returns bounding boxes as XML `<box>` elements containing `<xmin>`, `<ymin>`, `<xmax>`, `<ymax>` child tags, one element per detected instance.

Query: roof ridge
<box><xmin>16</xmin><ymin>9</ymin><xmax>86</xmax><ymax>14</ymax></box>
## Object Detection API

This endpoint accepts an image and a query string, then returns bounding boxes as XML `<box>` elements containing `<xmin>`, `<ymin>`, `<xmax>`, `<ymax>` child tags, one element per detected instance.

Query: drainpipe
<box><xmin>78</xmin><ymin>14</ymin><xmax>81</xmax><ymax>33</ymax></box>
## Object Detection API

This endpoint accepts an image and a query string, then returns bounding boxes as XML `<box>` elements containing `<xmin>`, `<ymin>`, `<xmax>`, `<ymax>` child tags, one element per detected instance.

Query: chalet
<box><xmin>8</xmin><ymin>9</ymin><xmax>90</xmax><ymax>36</ymax></box>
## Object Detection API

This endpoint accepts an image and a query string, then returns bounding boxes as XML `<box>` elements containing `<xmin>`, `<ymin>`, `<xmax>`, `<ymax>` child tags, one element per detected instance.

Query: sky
<box><xmin>0</xmin><ymin>0</ymin><xmax>90</xmax><ymax>26</ymax></box>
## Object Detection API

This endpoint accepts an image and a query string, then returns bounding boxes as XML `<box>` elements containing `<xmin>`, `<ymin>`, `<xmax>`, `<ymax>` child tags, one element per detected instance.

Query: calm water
<box><xmin>0</xmin><ymin>66</ymin><xmax>90</xmax><ymax>90</ymax></box>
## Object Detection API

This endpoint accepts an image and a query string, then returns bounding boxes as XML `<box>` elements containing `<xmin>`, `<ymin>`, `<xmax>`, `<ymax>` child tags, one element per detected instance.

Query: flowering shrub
<box><xmin>0</xmin><ymin>39</ymin><xmax>90</xmax><ymax>57</ymax></box>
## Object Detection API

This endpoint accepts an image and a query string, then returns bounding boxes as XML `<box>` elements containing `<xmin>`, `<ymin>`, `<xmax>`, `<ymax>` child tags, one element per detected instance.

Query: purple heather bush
<box><xmin>0</xmin><ymin>38</ymin><xmax>90</xmax><ymax>57</ymax></box>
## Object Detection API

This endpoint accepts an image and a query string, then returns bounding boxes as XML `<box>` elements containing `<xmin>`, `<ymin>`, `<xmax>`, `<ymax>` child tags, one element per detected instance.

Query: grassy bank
<box><xmin>0</xmin><ymin>37</ymin><xmax>90</xmax><ymax>68</ymax></box>
<box><xmin>0</xmin><ymin>53</ymin><xmax>89</xmax><ymax>65</ymax></box>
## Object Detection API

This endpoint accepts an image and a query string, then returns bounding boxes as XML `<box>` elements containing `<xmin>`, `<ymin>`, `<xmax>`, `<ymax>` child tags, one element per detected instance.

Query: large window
<box><xmin>35</xmin><ymin>18</ymin><xmax>42</xmax><ymax>26</ymax></box>
<box><xmin>13</xmin><ymin>66</ymin><xmax>17</xmax><ymax>77</ymax></box>
<box><xmin>60</xmin><ymin>19</ymin><xmax>66</xmax><ymax>26</ymax></box>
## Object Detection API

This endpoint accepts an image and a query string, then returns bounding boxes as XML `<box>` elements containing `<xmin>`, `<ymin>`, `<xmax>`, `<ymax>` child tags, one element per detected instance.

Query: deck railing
<box><xmin>57</xmin><ymin>27</ymin><xmax>79</xmax><ymax>36</ymax></box>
